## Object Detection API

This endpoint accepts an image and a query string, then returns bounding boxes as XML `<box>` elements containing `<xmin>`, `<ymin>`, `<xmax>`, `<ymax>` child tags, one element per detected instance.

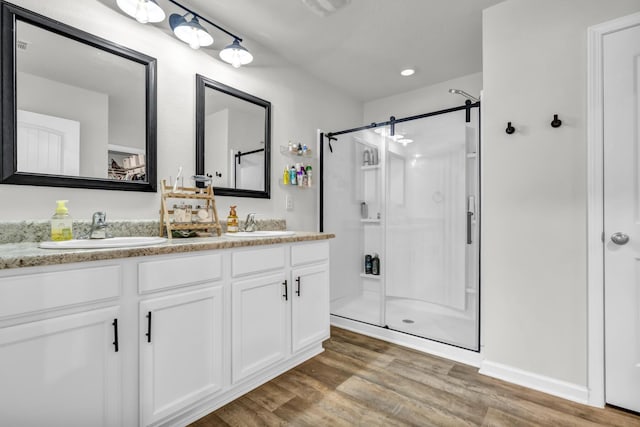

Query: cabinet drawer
<box><xmin>232</xmin><ymin>246</ymin><xmax>285</xmax><ymax>277</ymax></box>
<box><xmin>138</xmin><ymin>253</ymin><xmax>222</xmax><ymax>294</ymax></box>
<box><xmin>291</xmin><ymin>241</ymin><xmax>329</xmax><ymax>266</ymax></box>
<box><xmin>0</xmin><ymin>265</ymin><xmax>120</xmax><ymax>319</ymax></box>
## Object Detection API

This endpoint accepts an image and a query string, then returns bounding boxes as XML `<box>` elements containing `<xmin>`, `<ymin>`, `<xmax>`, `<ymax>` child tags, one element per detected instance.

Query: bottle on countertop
<box><xmin>372</xmin><ymin>253</ymin><xmax>380</xmax><ymax>275</ymax></box>
<box><xmin>51</xmin><ymin>200</ymin><xmax>73</xmax><ymax>241</ymax></box>
<box><xmin>227</xmin><ymin>205</ymin><xmax>239</xmax><ymax>233</ymax></box>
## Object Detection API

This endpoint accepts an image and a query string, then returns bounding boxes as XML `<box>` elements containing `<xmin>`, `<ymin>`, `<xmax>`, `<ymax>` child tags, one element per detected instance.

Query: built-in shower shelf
<box><xmin>361</xmin><ymin>165</ymin><xmax>380</xmax><ymax>171</ymax></box>
<box><xmin>466</xmin><ymin>152</ymin><xmax>477</xmax><ymax>158</ymax></box>
<box><xmin>360</xmin><ymin>273</ymin><xmax>382</xmax><ymax>280</ymax></box>
<box><xmin>361</xmin><ymin>219</ymin><xmax>380</xmax><ymax>224</ymax></box>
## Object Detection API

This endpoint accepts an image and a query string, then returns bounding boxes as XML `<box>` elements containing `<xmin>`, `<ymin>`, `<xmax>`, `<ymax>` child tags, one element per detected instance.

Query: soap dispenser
<box><xmin>227</xmin><ymin>205</ymin><xmax>239</xmax><ymax>233</ymax></box>
<box><xmin>51</xmin><ymin>200</ymin><xmax>73</xmax><ymax>241</ymax></box>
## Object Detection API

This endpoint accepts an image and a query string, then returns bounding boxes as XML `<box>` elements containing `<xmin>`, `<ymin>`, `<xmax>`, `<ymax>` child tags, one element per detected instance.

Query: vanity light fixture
<box><xmin>117</xmin><ymin>0</ymin><xmax>254</xmax><ymax>67</ymax></box>
<box><xmin>219</xmin><ymin>38</ymin><xmax>254</xmax><ymax>68</ymax></box>
<box><xmin>169</xmin><ymin>14</ymin><xmax>214</xmax><ymax>49</ymax></box>
<box><xmin>400</xmin><ymin>68</ymin><xmax>415</xmax><ymax>76</ymax></box>
<box><xmin>116</xmin><ymin>0</ymin><xmax>165</xmax><ymax>24</ymax></box>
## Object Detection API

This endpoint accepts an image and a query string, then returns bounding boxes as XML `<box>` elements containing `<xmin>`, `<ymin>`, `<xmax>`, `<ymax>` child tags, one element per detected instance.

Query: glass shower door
<box><xmin>326</xmin><ymin>128</ymin><xmax>386</xmax><ymax>327</ymax></box>
<box><xmin>384</xmin><ymin>110</ymin><xmax>479</xmax><ymax>350</ymax></box>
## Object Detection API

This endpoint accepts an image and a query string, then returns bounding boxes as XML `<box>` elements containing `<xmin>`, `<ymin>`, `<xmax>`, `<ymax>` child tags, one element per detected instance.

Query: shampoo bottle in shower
<box><xmin>364</xmin><ymin>254</ymin><xmax>373</xmax><ymax>275</ymax></box>
<box><xmin>283</xmin><ymin>165</ymin><xmax>290</xmax><ymax>185</ymax></box>
<box><xmin>372</xmin><ymin>253</ymin><xmax>380</xmax><ymax>275</ymax></box>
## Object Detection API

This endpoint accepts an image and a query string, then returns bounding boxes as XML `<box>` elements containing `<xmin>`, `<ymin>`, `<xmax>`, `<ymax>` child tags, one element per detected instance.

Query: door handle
<box><xmin>611</xmin><ymin>232</ymin><xmax>630</xmax><ymax>245</ymax></box>
<box><xmin>145</xmin><ymin>311</ymin><xmax>152</xmax><ymax>343</ymax></box>
<box><xmin>112</xmin><ymin>318</ymin><xmax>119</xmax><ymax>352</ymax></box>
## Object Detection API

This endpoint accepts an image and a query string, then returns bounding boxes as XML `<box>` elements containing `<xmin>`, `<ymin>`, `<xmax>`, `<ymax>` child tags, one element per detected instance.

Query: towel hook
<box><xmin>505</xmin><ymin>122</ymin><xmax>515</xmax><ymax>135</ymax></box>
<box><xmin>551</xmin><ymin>114</ymin><xmax>562</xmax><ymax>128</ymax></box>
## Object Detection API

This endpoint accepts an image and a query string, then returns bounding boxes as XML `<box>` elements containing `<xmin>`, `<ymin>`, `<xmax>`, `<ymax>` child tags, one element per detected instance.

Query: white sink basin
<box><xmin>39</xmin><ymin>236</ymin><xmax>167</xmax><ymax>249</ymax></box>
<box><xmin>225</xmin><ymin>231</ymin><xmax>295</xmax><ymax>238</ymax></box>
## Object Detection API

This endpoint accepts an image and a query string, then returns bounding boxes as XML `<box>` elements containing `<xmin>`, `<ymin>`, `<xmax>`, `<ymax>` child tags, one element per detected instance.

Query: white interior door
<box><xmin>17</xmin><ymin>110</ymin><xmax>80</xmax><ymax>175</ymax></box>
<box><xmin>603</xmin><ymin>22</ymin><xmax>640</xmax><ymax>413</ymax></box>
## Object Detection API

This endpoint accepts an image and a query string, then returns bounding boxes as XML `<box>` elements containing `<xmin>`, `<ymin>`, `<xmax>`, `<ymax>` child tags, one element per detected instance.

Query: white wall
<box><xmin>363</xmin><ymin>72</ymin><xmax>482</xmax><ymax>123</ymax></box>
<box><xmin>482</xmin><ymin>0</ymin><xmax>640</xmax><ymax>388</ymax></box>
<box><xmin>2</xmin><ymin>0</ymin><xmax>362</xmax><ymax>231</ymax></box>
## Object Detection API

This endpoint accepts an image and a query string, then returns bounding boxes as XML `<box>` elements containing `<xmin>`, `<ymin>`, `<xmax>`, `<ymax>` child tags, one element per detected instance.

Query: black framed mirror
<box><xmin>196</xmin><ymin>74</ymin><xmax>271</xmax><ymax>198</ymax></box>
<box><xmin>0</xmin><ymin>1</ymin><xmax>157</xmax><ymax>191</ymax></box>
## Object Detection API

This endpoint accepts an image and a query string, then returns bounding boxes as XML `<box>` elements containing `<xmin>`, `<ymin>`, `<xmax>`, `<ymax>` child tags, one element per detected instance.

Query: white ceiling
<box><xmin>181</xmin><ymin>0</ymin><xmax>505</xmax><ymax>102</ymax></box>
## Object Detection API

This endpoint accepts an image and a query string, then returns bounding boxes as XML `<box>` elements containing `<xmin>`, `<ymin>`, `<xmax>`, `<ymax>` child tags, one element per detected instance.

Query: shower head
<box><xmin>449</xmin><ymin>89</ymin><xmax>479</xmax><ymax>103</ymax></box>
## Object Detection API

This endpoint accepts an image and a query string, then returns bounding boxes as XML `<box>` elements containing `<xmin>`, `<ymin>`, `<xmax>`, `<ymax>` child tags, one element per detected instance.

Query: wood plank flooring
<box><xmin>191</xmin><ymin>327</ymin><xmax>640</xmax><ymax>426</ymax></box>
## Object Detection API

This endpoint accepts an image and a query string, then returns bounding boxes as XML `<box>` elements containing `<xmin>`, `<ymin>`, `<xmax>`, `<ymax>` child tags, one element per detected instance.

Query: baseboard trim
<box><xmin>331</xmin><ymin>315</ymin><xmax>483</xmax><ymax>367</ymax></box>
<box><xmin>479</xmin><ymin>360</ymin><xmax>589</xmax><ymax>405</ymax></box>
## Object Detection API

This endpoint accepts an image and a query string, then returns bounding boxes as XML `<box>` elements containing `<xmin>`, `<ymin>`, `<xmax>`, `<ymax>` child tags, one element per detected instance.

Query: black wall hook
<box><xmin>505</xmin><ymin>122</ymin><xmax>515</xmax><ymax>134</ymax></box>
<box><xmin>551</xmin><ymin>114</ymin><xmax>562</xmax><ymax>128</ymax></box>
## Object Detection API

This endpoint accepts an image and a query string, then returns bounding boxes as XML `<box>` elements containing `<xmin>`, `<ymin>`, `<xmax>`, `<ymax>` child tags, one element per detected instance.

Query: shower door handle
<box><xmin>467</xmin><ymin>212</ymin><xmax>473</xmax><ymax>244</ymax></box>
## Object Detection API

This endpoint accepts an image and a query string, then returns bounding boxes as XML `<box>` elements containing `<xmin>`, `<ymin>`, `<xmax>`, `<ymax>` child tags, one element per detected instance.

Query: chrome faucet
<box><xmin>243</xmin><ymin>213</ymin><xmax>257</xmax><ymax>232</ymax></box>
<box><xmin>89</xmin><ymin>211</ymin><xmax>110</xmax><ymax>239</ymax></box>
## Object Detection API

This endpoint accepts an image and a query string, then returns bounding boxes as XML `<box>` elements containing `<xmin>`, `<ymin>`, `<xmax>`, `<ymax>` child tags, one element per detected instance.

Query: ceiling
<box><xmin>180</xmin><ymin>0</ymin><xmax>505</xmax><ymax>102</ymax></box>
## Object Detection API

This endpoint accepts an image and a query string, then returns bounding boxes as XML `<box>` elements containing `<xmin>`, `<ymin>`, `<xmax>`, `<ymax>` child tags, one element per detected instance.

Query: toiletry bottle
<box><xmin>372</xmin><ymin>253</ymin><xmax>380</xmax><ymax>275</ymax></box>
<box><xmin>290</xmin><ymin>166</ymin><xmax>297</xmax><ymax>185</ymax></box>
<box><xmin>51</xmin><ymin>200</ymin><xmax>73</xmax><ymax>241</ymax></box>
<box><xmin>227</xmin><ymin>205</ymin><xmax>239</xmax><ymax>233</ymax></box>
<box><xmin>297</xmin><ymin>167</ymin><xmax>304</xmax><ymax>187</ymax></box>
<box><xmin>363</xmin><ymin>149</ymin><xmax>371</xmax><ymax>166</ymax></box>
<box><xmin>288</xmin><ymin>141</ymin><xmax>294</xmax><ymax>153</ymax></box>
<box><xmin>372</xmin><ymin>148</ymin><xmax>379</xmax><ymax>165</ymax></box>
<box><xmin>297</xmin><ymin>143</ymin><xmax>303</xmax><ymax>156</ymax></box>
<box><xmin>364</xmin><ymin>254</ymin><xmax>373</xmax><ymax>275</ymax></box>
<box><xmin>305</xmin><ymin>165</ymin><xmax>313</xmax><ymax>187</ymax></box>
<box><xmin>283</xmin><ymin>165</ymin><xmax>290</xmax><ymax>185</ymax></box>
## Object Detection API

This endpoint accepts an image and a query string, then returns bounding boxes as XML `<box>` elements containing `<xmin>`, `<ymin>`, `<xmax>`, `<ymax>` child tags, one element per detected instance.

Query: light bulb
<box><xmin>135</xmin><ymin>0</ymin><xmax>150</xmax><ymax>23</ymax></box>
<box><xmin>189</xmin><ymin>28</ymin><xmax>200</xmax><ymax>49</ymax></box>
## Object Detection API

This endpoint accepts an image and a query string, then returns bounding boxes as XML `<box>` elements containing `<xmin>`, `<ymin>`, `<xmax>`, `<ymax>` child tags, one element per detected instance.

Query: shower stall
<box><xmin>322</xmin><ymin>102</ymin><xmax>480</xmax><ymax>351</ymax></box>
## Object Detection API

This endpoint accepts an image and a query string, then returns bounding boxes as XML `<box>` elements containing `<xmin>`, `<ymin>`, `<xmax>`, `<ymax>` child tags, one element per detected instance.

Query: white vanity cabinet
<box><xmin>230</xmin><ymin>246</ymin><xmax>288</xmax><ymax>383</ymax></box>
<box><xmin>139</xmin><ymin>286</ymin><xmax>224</xmax><ymax>427</ymax></box>
<box><xmin>0</xmin><ymin>237</ymin><xmax>331</xmax><ymax>427</ymax></box>
<box><xmin>0</xmin><ymin>265</ymin><xmax>123</xmax><ymax>427</ymax></box>
<box><xmin>137</xmin><ymin>253</ymin><xmax>225</xmax><ymax>427</ymax></box>
<box><xmin>290</xmin><ymin>242</ymin><xmax>330</xmax><ymax>353</ymax></box>
<box><xmin>230</xmin><ymin>242</ymin><xmax>330</xmax><ymax>383</ymax></box>
<box><xmin>231</xmin><ymin>272</ymin><xmax>288</xmax><ymax>382</ymax></box>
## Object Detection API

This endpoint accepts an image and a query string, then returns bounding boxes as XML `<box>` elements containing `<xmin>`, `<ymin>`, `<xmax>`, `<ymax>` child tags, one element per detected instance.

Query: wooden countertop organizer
<box><xmin>160</xmin><ymin>179</ymin><xmax>222</xmax><ymax>238</ymax></box>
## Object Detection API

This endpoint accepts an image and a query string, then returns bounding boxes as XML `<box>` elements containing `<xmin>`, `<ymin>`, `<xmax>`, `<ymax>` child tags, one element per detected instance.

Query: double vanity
<box><xmin>0</xmin><ymin>232</ymin><xmax>332</xmax><ymax>427</ymax></box>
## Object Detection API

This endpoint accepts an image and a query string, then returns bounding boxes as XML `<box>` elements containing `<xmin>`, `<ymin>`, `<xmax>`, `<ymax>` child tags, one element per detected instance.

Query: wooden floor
<box><xmin>191</xmin><ymin>327</ymin><xmax>640</xmax><ymax>426</ymax></box>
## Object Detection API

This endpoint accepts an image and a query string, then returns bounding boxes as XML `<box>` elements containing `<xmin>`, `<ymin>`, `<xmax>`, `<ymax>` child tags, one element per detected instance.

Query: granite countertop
<box><xmin>0</xmin><ymin>232</ymin><xmax>335</xmax><ymax>270</ymax></box>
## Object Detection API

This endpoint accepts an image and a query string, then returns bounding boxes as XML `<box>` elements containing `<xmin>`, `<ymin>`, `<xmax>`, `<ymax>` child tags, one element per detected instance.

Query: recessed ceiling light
<box><xmin>400</xmin><ymin>68</ymin><xmax>415</xmax><ymax>77</ymax></box>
